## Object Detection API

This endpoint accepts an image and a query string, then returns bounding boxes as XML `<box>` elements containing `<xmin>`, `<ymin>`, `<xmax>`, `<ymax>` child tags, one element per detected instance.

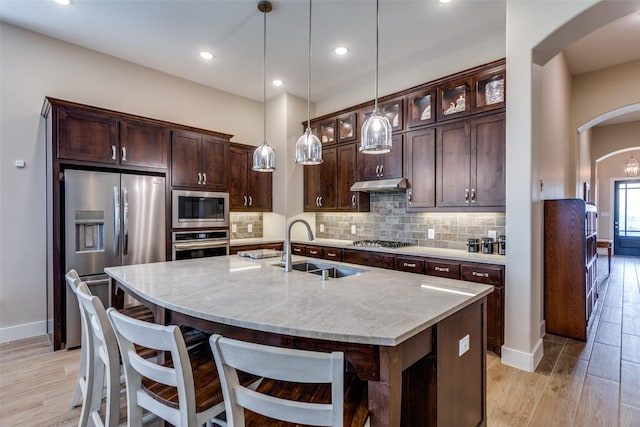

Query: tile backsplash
<box><xmin>232</xmin><ymin>192</ymin><xmax>505</xmax><ymax>250</ymax></box>
<box><xmin>316</xmin><ymin>192</ymin><xmax>505</xmax><ymax>250</ymax></box>
<box><xmin>230</xmin><ymin>212</ymin><xmax>263</xmax><ymax>239</ymax></box>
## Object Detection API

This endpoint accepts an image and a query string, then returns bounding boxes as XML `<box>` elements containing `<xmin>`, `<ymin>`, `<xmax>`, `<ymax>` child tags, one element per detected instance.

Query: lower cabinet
<box><xmin>229</xmin><ymin>242</ymin><xmax>283</xmax><ymax>255</ymax></box>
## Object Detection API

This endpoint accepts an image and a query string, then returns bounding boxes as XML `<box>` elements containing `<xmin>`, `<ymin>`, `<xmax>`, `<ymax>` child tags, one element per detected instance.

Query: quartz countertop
<box><xmin>292</xmin><ymin>238</ymin><xmax>506</xmax><ymax>265</ymax></box>
<box><xmin>106</xmin><ymin>255</ymin><xmax>492</xmax><ymax>346</ymax></box>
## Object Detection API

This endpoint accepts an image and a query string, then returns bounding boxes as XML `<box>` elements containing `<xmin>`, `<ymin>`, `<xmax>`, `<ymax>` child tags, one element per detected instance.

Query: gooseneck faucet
<box><xmin>284</xmin><ymin>219</ymin><xmax>314</xmax><ymax>272</ymax></box>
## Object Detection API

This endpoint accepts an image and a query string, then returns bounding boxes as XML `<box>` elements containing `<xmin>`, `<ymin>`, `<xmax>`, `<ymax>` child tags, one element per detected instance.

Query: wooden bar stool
<box><xmin>597</xmin><ymin>239</ymin><xmax>612</xmax><ymax>274</ymax></box>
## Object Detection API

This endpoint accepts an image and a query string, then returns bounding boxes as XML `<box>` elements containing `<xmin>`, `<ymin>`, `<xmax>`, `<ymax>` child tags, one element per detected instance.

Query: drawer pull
<box><xmin>403</xmin><ymin>263</ymin><xmax>416</xmax><ymax>268</ymax></box>
<box><xmin>472</xmin><ymin>271</ymin><xmax>489</xmax><ymax>278</ymax></box>
<box><xmin>435</xmin><ymin>266</ymin><xmax>450</xmax><ymax>272</ymax></box>
<box><xmin>309</xmin><ymin>250</ymin><xmax>319</xmax><ymax>255</ymax></box>
<box><xmin>293</xmin><ymin>248</ymin><xmax>302</xmax><ymax>253</ymax></box>
<box><xmin>327</xmin><ymin>253</ymin><xmax>337</xmax><ymax>257</ymax></box>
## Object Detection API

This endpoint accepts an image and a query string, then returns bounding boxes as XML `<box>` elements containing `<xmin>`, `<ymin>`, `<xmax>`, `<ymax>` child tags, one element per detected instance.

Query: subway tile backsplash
<box><xmin>316</xmin><ymin>192</ymin><xmax>505</xmax><ymax>250</ymax></box>
<box><xmin>232</xmin><ymin>192</ymin><xmax>505</xmax><ymax>250</ymax></box>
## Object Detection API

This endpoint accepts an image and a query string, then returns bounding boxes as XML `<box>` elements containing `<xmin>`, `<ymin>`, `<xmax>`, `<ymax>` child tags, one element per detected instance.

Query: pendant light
<box><xmin>360</xmin><ymin>0</ymin><xmax>392</xmax><ymax>154</ymax></box>
<box><xmin>253</xmin><ymin>0</ymin><xmax>276</xmax><ymax>172</ymax></box>
<box><xmin>295</xmin><ymin>0</ymin><xmax>323</xmax><ymax>165</ymax></box>
<box><xmin>625</xmin><ymin>152</ymin><xmax>639</xmax><ymax>177</ymax></box>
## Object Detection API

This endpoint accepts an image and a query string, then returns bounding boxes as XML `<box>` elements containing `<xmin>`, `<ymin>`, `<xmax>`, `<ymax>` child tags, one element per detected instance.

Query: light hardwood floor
<box><xmin>1</xmin><ymin>256</ymin><xmax>639</xmax><ymax>426</ymax></box>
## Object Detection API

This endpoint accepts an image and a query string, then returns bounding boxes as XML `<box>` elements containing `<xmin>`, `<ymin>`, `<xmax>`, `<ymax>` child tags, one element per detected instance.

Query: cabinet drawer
<box><xmin>291</xmin><ymin>244</ymin><xmax>306</xmax><ymax>256</ymax></box>
<box><xmin>396</xmin><ymin>256</ymin><xmax>425</xmax><ymax>274</ymax></box>
<box><xmin>322</xmin><ymin>247</ymin><xmax>343</xmax><ymax>261</ymax></box>
<box><xmin>305</xmin><ymin>245</ymin><xmax>323</xmax><ymax>258</ymax></box>
<box><xmin>461</xmin><ymin>263</ymin><xmax>503</xmax><ymax>286</ymax></box>
<box><xmin>426</xmin><ymin>260</ymin><xmax>460</xmax><ymax>279</ymax></box>
<box><xmin>343</xmin><ymin>249</ymin><xmax>394</xmax><ymax>269</ymax></box>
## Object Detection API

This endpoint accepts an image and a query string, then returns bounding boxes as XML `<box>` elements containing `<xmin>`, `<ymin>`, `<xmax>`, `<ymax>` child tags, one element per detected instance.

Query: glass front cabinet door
<box><xmin>407</xmin><ymin>88</ymin><xmax>436</xmax><ymax>128</ymax></box>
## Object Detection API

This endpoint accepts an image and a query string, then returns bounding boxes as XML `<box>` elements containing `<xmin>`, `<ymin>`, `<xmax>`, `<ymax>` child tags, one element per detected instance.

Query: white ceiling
<box><xmin>1</xmin><ymin>0</ymin><xmax>638</xmax><ymax>121</ymax></box>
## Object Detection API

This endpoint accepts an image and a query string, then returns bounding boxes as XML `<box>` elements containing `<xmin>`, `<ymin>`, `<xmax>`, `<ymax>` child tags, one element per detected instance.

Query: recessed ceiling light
<box><xmin>200</xmin><ymin>51</ymin><xmax>214</xmax><ymax>60</ymax></box>
<box><xmin>334</xmin><ymin>46</ymin><xmax>349</xmax><ymax>56</ymax></box>
<box><xmin>439</xmin><ymin>0</ymin><xmax>452</xmax><ymax>3</ymax></box>
<box><xmin>54</xmin><ymin>0</ymin><xmax>71</xmax><ymax>5</ymax></box>
<box><xmin>272</xmin><ymin>79</ymin><xmax>284</xmax><ymax>87</ymax></box>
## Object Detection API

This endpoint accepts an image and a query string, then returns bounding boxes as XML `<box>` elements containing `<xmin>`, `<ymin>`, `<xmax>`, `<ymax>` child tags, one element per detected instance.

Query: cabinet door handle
<box><xmin>243</xmin><ymin>195</ymin><xmax>248</xmax><ymax>206</ymax></box>
<box><xmin>352</xmin><ymin>194</ymin><xmax>356</xmax><ymax>207</ymax></box>
<box><xmin>380</xmin><ymin>164</ymin><xmax>384</xmax><ymax>177</ymax></box>
<box><xmin>293</xmin><ymin>247</ymin><xmax>302</xmax><ymax>253</ymax></box>
<box><xmin>465</xmin><ymin>188</ymin><xmax>470</xmax><ymax>203</ymax></box>
<box><xmin>202</xmin><ymin>173</ymin><xmax>207</xmax><ymax>185</ymax></box>
<box><xmin>111</xmin><ymin>145</ymin><xmax>117</xmax><ymax>160</ymax></box>
<box><xmin>309</xmin><ymin>250</ymin><xmax>319</xmax><ymax>255</ymax></box>
<box><xmin>404</xmin><ymin>263</ymin><xmax>416</xmax><ymax>268</ymax></box>
<box><xmin>407</xmin><ymin>191</ymin><xmax>412</xmax><ymax>205</ymax></box>
<box><xmin>315</xmin><ymin>196</ymin><xmax>320</xmax><ymax>207</ymax></box>
<box><xmin>375</xmin><ymin>165</ymin><xmax>380</xmax><ymax>176</ymax></box>
<box><xmin>435</xmin><ymin>266</ymin><xmax>450</xmax><ymax>272</ymax></box>
<box><xmin>121</xmin><ymin>146</ymin><xmax>127</xmax><ymax>161</ymax></box>
<box><xmin>319</xmin><ymin>196</ymin><xmax>323</xmax><ymax>207</ymax></box>
<box><xmin>472</xmin><ymin>271</ymin><xmax>489</xmax><ymax>278</ymax></box>
<box><xmin>248</xmin><ymin>195</ymin><xmax>252</xmax><ymax>206</ymax></box>
<box><xmin>197</xmin><ymin>173</ymin><xmax>202</xmax><ymax>185</ymax></box>
<box><xmin>471</xmin><ymin>188</ymin><xmax>476</xmax><ymax>203</ymax></box>
<box><xmin>328</xmin><ymin>253</ymin><xmax>337</xmax><ymax>257</ymax></box>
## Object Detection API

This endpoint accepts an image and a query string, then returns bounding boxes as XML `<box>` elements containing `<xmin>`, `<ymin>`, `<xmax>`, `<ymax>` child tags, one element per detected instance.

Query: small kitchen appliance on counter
<box><xmin>481</xmin><ymin>237</ymin><xmax>495</xmax><ymax>254</ymax></box>
<box><xmin>467</xmin><ymin>238</ymin><xmax>480</xmax><ymax>253</ymax></box>
<box><xmin>496</xmin><ymin>235</ymin><xmax>506</xmax><ymax>255</ymax></box>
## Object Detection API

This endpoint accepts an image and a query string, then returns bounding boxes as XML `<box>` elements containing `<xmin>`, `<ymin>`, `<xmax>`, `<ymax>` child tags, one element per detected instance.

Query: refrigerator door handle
<box><xmin>113</xmin><ymin>186</ymin><xmax>120</xmax><ymax>256</ymax></box>
<box><xmin>123</xmin><ymin>187</ymin><xmax>129</xmax><ymax>255</ymax></box>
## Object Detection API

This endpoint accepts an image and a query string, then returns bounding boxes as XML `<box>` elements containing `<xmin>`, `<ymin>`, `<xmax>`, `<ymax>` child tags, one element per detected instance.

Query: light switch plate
<box><xmin>459</xmin><ymin>334</ymin><xmax>470</xmax><ymax>357</ymax></box>
<box><xmin>351</xmin><ymin>225</ymin><xmax>356</xmax><ymax>234</ymax></box>
<box><xmin>319</xmin><ymin>224</ymin><xmax>325</xmax><ymax>232</ymax></box>
<box><xmin>428</xmin><ymin>228</ymin><xmax>435</xmax><ymax>239</ymax></box>
<box><xmin>488</xmin><ymin>230</ymin><xmax>497</xmax><ymax>239</ymax></box>
<box><xmin>247</xmin><ymin>224</ymin><xmax>253</xmax><ymax>233</ymax></box>
<box><xmin>231</xmin><ymin>224</ymin><xmax>237</xmax><ymax>233</ymax></box>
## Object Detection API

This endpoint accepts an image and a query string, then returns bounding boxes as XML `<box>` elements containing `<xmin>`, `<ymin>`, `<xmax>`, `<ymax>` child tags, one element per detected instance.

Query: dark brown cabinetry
<box><xmin>337</xmin><ymin>144</ymin><xmax>369</xmax><ymax>211</ymax></box>
<box><xmin>437</xmin><ymin>77</ymin><xmax>472</xmax><ymax>121</ymax></box>
<box><xmin>343</xmin><ymin>249</ymin><xmax>395</xmax><ymax>270</ymax></box>
<box><xmin>229</xmin><ymin>242</ymin><xmax>283</xmax><ymax>255</ymax></box>
<box><xmin>405</xmin><ymin>128</ymin><xmax>436</xmax><ymax>210</ymax></box>
<box><xmin>171</xmin><ymin>130</ymin><xmax>229</xmax><ymax>191</ymax></box>
<box><xmin>407</xmin><ymin>88</ymin><xmax>436</xmax><ymax>128</ymax></box>
<box><xmin>436</xmin><ymin>114</ymin><xmax>505</xmax><ymax>209</ymax></box>
<box><xmin>358</xmin><ymin>134</ymin><xmax>404</xmax><ymax>181</ymax></box>
<box><xmin>304</xmin><ymin>147</ymin><xmax>337</xmax><ymax>211</ymax></box>
<box><xmin>360</xmin><ymin>97</ymin><xmax>404</xmax><ymax>133</ymax></box>
<box><xmin>337</xmin><ymin>112</ymin><xmax>357</xmax><ymax>143</ymax></box>
<box><xmin>229</xmin><ymin>143</ymin><xmax>272</xmax><ymax>211</ymax></box>
<box><xmin>55</xmin><ymin>104</ymin><xmax>168</xmax><ymax>170</ymax></box>
<box><xmin>544</xmin><ymin>199</ymin><xmax>598</xmax><ymax>341</ymax></box>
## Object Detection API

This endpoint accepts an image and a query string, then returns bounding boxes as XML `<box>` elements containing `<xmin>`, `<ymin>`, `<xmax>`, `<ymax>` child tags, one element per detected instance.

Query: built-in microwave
<box><xmin>172</xmin><ymin>190</ymin><xmax>229</xmax><ymax>229</ymax></box>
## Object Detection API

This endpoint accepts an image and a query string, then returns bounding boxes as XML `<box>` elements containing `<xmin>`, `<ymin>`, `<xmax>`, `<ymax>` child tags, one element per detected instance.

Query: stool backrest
<box><xmin>210</xmin><ymin>334</ymin><xmax>344</xmax><ymax>426</ymax></box>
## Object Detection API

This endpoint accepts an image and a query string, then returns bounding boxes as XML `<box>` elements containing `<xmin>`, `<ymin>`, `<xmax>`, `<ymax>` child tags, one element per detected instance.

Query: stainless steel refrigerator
<box><xmin>64</xmin><ymin>169</ymin><xmax>166</xmax><ymax>348</ymax></box>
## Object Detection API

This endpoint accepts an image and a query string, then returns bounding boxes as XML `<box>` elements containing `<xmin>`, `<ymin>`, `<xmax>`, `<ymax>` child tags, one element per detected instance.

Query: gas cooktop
<box><xmin>352</xmin><ymin>240</ymin><xmax>412</xmax><ymax>249</ymax></box>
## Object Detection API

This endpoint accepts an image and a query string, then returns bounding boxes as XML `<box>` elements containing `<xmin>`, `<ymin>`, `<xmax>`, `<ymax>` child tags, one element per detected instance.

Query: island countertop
<box><xmin>105</xmin><ymin>255</ymin><xmax>492</xmax><ymax>347</ymax></box>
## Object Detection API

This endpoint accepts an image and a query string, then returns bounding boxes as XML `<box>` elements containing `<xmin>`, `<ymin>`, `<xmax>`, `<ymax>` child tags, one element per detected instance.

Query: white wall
<box><xmin>0</xmin><ymin>23</ymin><xmax>263</xmax><ymax>341</ymax></box>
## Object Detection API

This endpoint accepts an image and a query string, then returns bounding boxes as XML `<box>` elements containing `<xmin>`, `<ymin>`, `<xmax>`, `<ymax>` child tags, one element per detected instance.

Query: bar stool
<box><xmin>210</xmin><ymin>334</ymin><xmax>369</xmax><ymax>426</ymax></box>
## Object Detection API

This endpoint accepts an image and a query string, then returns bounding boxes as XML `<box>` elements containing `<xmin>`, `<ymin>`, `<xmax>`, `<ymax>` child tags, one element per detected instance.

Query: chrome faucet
<box><xmin>284</xmin><ymin>219</ymin><xmax>314</xmax><ymax>272</ymax></box>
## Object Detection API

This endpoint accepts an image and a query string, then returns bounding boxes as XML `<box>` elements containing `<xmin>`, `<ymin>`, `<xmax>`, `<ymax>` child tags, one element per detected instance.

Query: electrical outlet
<box><xmin>488</xmin><ymin>230</ymin><xmax>497</xmax><ymax>239</ymax></box>
<box><xmin>458</xmin><ymin>334</ymin><xmax>470</xmax><ymax>357</ymax></box>
<box><xmin>319</xmin><ymin>224</ymin><xmax>325</xmax><ymax>232</ymax></box>
<box><xmin>231</xmin><ymin>224</ymin><xmax>237</xmax><ymax>233</ymax></box>
<box><xmin>351</xmin><ymin>225</ymin><xmax>357</xmax><ymax>235</ymax></box>
<box><xmin>428</xmin><ymin>228</ymin><xmax>435</xmax><ymax>239</ymax></box>
<box><xmin>247</xmin><ymin>224</ymin><xmax>253</xmax><ymax>233</ymax></box>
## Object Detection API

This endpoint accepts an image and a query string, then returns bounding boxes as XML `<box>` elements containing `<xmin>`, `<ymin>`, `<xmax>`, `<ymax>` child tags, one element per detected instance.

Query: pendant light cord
<box><xmin>306</xmin><ymin>0</ymin><xmax>312</xmax><ymax>130</ymax></box>
<box><xmin>374</xmin><ymin>0</ymin><xmax>379</xmax><ymax>111</ymax></box>
<box><xmin>263</xmin><ymin>6</ymin><xmax>267</xmax><ymax>143</ymax></box>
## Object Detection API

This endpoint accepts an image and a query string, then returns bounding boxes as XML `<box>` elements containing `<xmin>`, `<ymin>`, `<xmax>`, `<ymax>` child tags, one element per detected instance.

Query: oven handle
<box><xmin>173</xmin><ymin>241</ymin><xmax>229</xmax><ymax>251</ymax></box>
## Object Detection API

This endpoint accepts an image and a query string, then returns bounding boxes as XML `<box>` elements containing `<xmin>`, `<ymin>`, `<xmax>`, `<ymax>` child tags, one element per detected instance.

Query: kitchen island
<box><xmin>106</xmin><ymin>255</ymin><xmax>493</xmax><ymax>426</ymax></box>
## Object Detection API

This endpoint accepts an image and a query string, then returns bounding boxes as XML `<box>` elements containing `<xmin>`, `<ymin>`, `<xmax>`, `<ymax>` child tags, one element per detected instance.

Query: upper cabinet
<box><xmin>54</xmin><ymin>102</ymin><xmax>168</xmax><ymax>170</ymax></box>
<box><xmin>358</xmin><ymin>134</ymin><xmax>404</xmax><ymax>181</ymax></box>
<box><xmin>360</xmin><ymin>97</ymin><xmax>404</xmax><ymax>133</ymax></box>
<box><xmin>310</xmin><ymin>118</ymin><xmax>337</xmax><ymax>146</ymax></box>
<box><xmin>171</xmin><ymin>130</ymin><xmax>229</xmax><ymax>191</ymax></box>
<box><xmin>405</xmin><ymin>128</ymin><xmax>436</xmax><ymax>211</ymax></box>
<box><xmin>229</xmin><ymin>143</ymin><xmax>272</xmax><ymax>212</ymax></box>
<box><xmin>304</xmin><ymin>147</ymin><xmax>337</xmax><ymax>211</ymax></box>
<box><xmin>407</xmin><ymin>88</ymin><xmax>436</xmax><ymax>129</ymax></box>
<box><xmin>437</xmin><ymin>78</ymin><xmax>472</xmax><ymax>121</ymax></box>
<box><xmin>337</xmin><ymin>112</ymin><xmax>358</xmax><ymax>143</ymax></box>
<box><xmin>473</xmin><ymin>65</ymin><xmax>505</xmax><ymax>113</ymax></box>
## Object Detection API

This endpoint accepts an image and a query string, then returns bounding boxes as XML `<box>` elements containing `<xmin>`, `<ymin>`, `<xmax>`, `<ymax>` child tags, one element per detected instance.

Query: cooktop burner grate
<box><xmin>352</xmin><ymin>240</ymin><xmax>412</xmax><ymax>248</ymax></box>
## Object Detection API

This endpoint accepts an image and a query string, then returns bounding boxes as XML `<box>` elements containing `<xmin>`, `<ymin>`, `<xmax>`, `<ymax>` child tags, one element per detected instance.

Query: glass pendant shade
<box><xmin>360</xmin><ymin>109</ymin><xmax>392</xmax><ymax>154</ymax></box>
<box><xmin>253</xmin><ymin>140</ymin><xmax>275</xmax><ymax>172</ymax></box>
<box><xmin>295</xmin><ymin>128</ymin><xmax>323</xmax><ymax>164</ymax></box>
<box><xmin>625</xmin><ymin>155</ymin><xmax>639</xmax><ymax>177</ymax></box>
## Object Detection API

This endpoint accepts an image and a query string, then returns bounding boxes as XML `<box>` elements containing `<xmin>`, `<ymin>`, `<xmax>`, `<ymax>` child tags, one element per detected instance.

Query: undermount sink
<box><xmin>276</xmin><ymin>261</ymin><xmax>367</xmax><ymax>279</ymax></box>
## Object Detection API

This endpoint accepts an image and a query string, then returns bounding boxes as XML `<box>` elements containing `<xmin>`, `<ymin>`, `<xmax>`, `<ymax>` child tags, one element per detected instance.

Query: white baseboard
<box><xmin>0</xmin><ymin>320</ymin><xmax>47</xmax><ymax>343</ymax></box>
<box><xmin>500</xmin><ymin>338</ymin><xmax>544</xmax><ymax>372</ymax></box>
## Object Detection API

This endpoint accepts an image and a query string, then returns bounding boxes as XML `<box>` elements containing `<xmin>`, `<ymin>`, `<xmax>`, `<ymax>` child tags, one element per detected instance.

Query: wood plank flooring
<box><xmin>1</xmin><ymin>256</ymin><xmax>639</xmax><ymax>426</ymax></box>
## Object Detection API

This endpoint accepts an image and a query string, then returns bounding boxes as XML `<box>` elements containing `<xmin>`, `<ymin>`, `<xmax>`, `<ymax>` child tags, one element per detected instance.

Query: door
<box><xmin>406</xmin><ymin>128</ymin><xmax>436</xmax><ymax>210</ymax></box>
<box><xmin>120</xmin><ymin>174</ymin><xmax>166</xmax><ymax>266</ymax></box>
<box><xmin>436</xmin><ymin>121</ymin><xmax>471</xmax><ymax>207</ymax></box>
<box><xmin>200</xmin><ymin>136</ymin><xmax>228</xmax><ymax>191</ymax></box>
<box><xmin>64</xmin><ymin>170</ymin><xmax>121</xmax><ymax>275</ymax></box>
<box><xmin>229</xmin><ymin>145</ymin><xmax>249</xmax><ymax>210</ymax></box>
<box><xmin>171</xmin><ymin>130</ymin><xmax>200</xmax><ymax>187</ymax></box>
<box><xmin>614</xmin><ymin>180</ymin><xmax>640</xmax><ymax>256</ymax></box>
<box><xmin>471</xmin><ymin>113</ymin><xmax>505</xmax><ymax>207</ymax></box>
<box><xmin>120</xmin><ymin>119</ymin><xmax>168</xmax><ymax>169</ymax></box>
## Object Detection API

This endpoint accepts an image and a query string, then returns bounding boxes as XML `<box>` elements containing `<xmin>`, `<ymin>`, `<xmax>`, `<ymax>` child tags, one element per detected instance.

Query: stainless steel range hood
<box><xmin>350</xmin><ymin>178</ymin><xmax>408</xmax><ymax>192</ymax></box>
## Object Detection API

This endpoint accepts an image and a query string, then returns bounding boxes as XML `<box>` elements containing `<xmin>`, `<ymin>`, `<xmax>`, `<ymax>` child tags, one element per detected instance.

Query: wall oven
<box><xmin>172</xmin><ymin>190</ymin><xmax>229</xmax><ymax>229</ymax></box>
<box><xmin>172</xmin><ymin>230</ymin><xmax>229</xmax><ymax>260</ymax></box>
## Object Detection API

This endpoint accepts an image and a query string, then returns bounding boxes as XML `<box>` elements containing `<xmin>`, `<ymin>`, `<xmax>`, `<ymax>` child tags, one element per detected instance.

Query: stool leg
<box><xmin>607</xmin><ymin>247</ymin><xmax>611</xmax><ymax>274</ymax></box>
